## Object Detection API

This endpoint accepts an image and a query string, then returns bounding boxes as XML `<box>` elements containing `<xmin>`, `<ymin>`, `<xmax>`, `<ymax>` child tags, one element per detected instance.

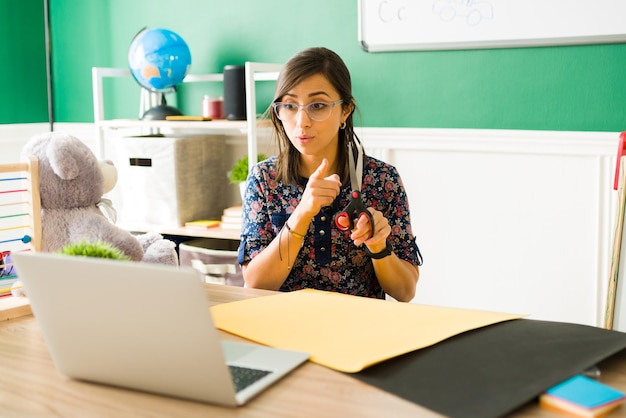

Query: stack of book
<box><xmin>220</xmin><ymin>206</ymin><xmax>243</xmax><ymax>230</ymax></box>
<box><xmin>540</xmin><ymin>375</ymin><xmax>625</xmax><ymax>417</ymax></box>
<box><xmin>184</xmin><ymin>206</ymin><xmax>243</xmax><ymax>231</ymax></box>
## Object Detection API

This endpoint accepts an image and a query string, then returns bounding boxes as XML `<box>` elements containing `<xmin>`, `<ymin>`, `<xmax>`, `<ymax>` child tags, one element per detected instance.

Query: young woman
<box><xmin>237</xmin><ymin>47</ymin><xmax>422</xmax><ymax>302</ymax></box>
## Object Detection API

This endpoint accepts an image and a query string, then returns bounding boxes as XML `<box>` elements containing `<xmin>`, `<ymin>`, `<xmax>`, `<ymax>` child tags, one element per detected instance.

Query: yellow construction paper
<box><xmin>211</xmin><ymin>289</ymin><xmax>526</xmax><ymax>373</ymax></box>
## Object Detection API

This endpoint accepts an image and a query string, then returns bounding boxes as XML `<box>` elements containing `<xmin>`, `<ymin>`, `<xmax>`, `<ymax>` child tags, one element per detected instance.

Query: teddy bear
<box><xmin>20</xmin><ymin>132</ymin><xmax>179</xmax><ymax>266</ymax></box>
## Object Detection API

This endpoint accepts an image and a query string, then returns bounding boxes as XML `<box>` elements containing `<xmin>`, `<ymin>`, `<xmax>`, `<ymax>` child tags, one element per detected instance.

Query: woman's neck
<box><xmin>300</xmin><ymin>152</ymin><xmax>338</xmax><ymax>178</ymax></box>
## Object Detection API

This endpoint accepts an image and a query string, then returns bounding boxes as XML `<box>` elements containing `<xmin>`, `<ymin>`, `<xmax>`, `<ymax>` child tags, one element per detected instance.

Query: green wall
<box><xmin>1</xmin><ymin>0</ymin><xmax>48</xmax><ymax>124</ymax></box>
<box><xmin>15</xmin><ymin>1</ymin><xmax>626</xmax><ymax>131</ymax></box>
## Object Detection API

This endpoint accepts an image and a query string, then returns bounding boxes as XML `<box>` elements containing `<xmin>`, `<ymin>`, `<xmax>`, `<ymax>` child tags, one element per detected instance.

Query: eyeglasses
<box><xmin>272</xmin><ymin>100</ymin><xmax>343</xmax><ymax>122</ymax></box>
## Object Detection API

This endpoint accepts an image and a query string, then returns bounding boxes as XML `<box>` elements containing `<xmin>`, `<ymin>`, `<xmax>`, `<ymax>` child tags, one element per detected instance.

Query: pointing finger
<box><xmin>310</xmin><ymin>158</ymin><xmax>329</xmax><ymax>179</ymax></box>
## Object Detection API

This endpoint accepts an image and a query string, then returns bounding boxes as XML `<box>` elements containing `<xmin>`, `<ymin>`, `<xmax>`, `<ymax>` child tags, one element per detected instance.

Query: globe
<box><xmin>128</xmin><ymin>27</ymin><xmax>191</xmax><ymax>119</ymax></box>
<box><xmin>128</xmin><ymin>27</ymin><xmax>191</xmax><ymax>92</ymax></box>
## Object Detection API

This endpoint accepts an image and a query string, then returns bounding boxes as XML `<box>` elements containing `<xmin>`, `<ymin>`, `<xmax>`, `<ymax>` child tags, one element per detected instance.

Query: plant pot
<box><xmin>239</xmin><ymin>182</ymin><xmax>246</xmax><ymax>202</ymax></box>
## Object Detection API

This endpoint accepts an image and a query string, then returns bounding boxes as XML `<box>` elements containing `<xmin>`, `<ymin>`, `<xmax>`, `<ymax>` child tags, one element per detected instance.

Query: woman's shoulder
<box><xmin>251</xmin><ymin>155</ymin><xmax>278</xmax><ymax>176</ymax></box>
<box><xmin>364</xmin><ymin>155</ymin><xmax>399</xmax><ymax>175</ymax></box>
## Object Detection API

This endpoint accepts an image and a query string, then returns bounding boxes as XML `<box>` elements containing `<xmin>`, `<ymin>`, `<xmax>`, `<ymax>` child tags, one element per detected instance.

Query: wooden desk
<box><xmin>117</xmin><ymin>221</ymin><xmax>241</xmax><ymax>241</ymax></box>
<box><xmin>1</xmin><ymin>285</ymin><xmax>625</xmax><ymax>418</ymax></box>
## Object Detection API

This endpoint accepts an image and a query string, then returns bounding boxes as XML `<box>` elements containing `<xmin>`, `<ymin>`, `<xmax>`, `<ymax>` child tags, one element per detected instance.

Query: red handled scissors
<box><xmin>335</xmin><ymin>142</ymin><xmax>375</xmax><ymax>238</ymax></box>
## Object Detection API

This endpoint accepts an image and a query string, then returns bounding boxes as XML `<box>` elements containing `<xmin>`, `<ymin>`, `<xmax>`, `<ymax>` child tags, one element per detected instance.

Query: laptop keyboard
<box><xmin>228</xmin><ymin>365</ymin><xmax>272</xmax><ymax>392</ymax></box>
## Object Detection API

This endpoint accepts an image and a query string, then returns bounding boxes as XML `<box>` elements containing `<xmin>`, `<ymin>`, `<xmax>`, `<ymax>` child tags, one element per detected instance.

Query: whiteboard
<box><xmin>358</xmin><ymin>0</ymin><xmax>626</xmax><ymax>52</ymax></box>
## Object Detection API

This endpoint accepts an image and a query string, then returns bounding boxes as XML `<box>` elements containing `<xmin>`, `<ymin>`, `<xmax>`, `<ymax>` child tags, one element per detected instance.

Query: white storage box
<box><xmin>179</xmin><ymin>238</ymin><xmax>243</xmax><ymax>286</ymax></box>
<box><xmin>108</xmin><ymin>135</ymin><xmax>234</xmax><ymax>227</ymax></box>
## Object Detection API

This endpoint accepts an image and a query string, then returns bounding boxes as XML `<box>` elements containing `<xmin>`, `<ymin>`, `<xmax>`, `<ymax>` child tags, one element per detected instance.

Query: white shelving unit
<box><xmin>91</xmin><ymin>62</ymin><xmax>281</xmax><ymax>240</ymax></box>
<box><xmin>91</xmin><ymin>62</ymin><xmax>282</xmax><ymax>171</ymax></box>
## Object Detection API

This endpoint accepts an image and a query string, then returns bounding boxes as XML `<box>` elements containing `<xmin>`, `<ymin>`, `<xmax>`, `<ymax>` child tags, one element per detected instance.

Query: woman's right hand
<box><xmin>298</xmin><ymin>158</ymin><xmax>341</xmax><ymax>219</ymax></box>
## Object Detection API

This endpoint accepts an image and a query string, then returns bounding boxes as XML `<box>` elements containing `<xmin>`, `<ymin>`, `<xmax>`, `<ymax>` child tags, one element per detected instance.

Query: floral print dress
<box><xmin>237</xmin><ymin>155</ymin><xmax>421</xmax><ymax>299</ymax></box>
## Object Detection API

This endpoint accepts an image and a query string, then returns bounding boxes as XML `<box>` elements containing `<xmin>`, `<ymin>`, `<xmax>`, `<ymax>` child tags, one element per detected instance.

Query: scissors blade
<box><xmin>348</xmin><ymin>143</ymin><xmax>364</xmax><ymax>192</ymax></box>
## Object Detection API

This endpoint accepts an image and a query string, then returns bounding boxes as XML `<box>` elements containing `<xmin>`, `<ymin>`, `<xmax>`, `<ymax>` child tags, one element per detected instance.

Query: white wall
<box><xmin>360</xmin><ymin>128</ymin><xmax>618</xmax><ymax>327</ymax></box>
<box><xmin>0</xmin><ymin>123</ymin><xmax>102</xmax><ymax>163</ymax></box>
<box><xmin>0</xmin><ymin>124</ymin><xmax>51</xmax><ymax>163</ymax></box>
<box><xmin>3</xmin><ymin>123</ymin><xmax>619</xmax><ymax>326</ymax></box>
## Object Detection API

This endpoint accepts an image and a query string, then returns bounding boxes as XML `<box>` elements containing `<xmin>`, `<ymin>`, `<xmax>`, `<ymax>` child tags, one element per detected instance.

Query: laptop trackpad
<box><xmin>221</xmin><ymin>341</ymin><xmax>264</xmax><ymax>363</ymax></box>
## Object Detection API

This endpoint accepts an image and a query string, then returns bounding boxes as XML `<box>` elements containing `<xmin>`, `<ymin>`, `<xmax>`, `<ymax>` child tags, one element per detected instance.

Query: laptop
<box><xmin>12</xmin><ymin>252</ymin><xmax>309</xmax><ymax>407</ymax></box>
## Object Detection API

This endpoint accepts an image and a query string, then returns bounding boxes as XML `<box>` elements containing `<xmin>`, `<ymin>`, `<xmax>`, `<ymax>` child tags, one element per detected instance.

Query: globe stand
<box><xmin>140</xmin><ymin>93</ymin><xmax>182</xmax><ymax>120</ymax></box>
<box><xmin>141</xmin><ymin>104</ymin><xmax>182</xmax><ymax>120</ymax></box>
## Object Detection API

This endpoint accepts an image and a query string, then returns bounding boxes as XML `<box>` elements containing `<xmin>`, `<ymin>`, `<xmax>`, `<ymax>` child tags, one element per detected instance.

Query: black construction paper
<box><xmin>351</xmin><ymin>319</ymin><xmax>626</xmax><ymax>418</ymax></box>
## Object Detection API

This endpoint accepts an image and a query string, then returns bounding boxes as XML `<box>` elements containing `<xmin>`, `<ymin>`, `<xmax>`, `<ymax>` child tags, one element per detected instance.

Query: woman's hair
<box><xmin>270</xmin><ymin>47</ymin><xmax>359</xmax><ymax>184</ymax></box>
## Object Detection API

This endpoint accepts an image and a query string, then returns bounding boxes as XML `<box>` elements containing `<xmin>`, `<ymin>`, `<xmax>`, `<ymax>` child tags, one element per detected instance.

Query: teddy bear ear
<box><xmin>46</xmin><ymin>134</ymin><xmax>86</xmax><ymax>180</ymax></box>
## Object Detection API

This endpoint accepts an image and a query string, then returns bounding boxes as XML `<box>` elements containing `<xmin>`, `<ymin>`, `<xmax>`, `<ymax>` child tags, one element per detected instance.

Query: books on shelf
<box><xmin>539</xmin><ymin>375</ymin><xmax>625</xmax><ymax>417</ymax></box>
<box><xmin>184</xmin><ymin>206</ymin><xmax>242</xmax><ymax>231</ymax></box>
<box><xmin>221</xmin><ymin>206</ymin><xmax>242</xmax><ymax>230</ymax></box>
<box><xmin>184</xmin><ymin>220</ymin><xmax>221</xmax><ymax>229</ymax></box>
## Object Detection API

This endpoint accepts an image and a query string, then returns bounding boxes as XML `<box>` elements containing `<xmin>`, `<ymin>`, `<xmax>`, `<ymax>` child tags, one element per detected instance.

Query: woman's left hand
<box><xmin>350</xmin><ymin>208</ymin><xmax>390</xmax><ymax>251</ymax></box>
<box><xmin>349</xmin><ymin>207</ymin><xmax>419</xmax><ymax>302</ymax></box>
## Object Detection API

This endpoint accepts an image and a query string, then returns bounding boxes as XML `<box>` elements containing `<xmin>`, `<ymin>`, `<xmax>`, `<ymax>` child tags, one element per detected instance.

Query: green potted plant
<box><xmin>229</xmin><ymin>153</ymin><xmax>267</xmax><ymax>200</ymax></box>
<box><xmin>60</xmin><ymin>240</ymin><xmax>131</xmax><ymax>260</ymax></box>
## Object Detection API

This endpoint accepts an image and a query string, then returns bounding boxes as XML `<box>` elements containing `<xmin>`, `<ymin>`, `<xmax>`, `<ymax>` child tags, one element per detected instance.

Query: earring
<box><xmin>340</xmin><ymin>121</ymin><xmax>347</xmax><ymax>129</ymax></box>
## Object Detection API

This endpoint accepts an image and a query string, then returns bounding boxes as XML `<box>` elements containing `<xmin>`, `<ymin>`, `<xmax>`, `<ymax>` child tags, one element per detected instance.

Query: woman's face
<box><xmin>278</xmin><ymin>74</ymin><xmax>350</xmax><ymax>162</ymax></box>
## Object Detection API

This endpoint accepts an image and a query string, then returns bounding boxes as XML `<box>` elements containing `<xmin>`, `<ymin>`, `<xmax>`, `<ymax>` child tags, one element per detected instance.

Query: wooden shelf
<box><xmin>98</xmin><ymin>118</ymin><xmax>249</xmax><ymax>133</ymax></box>
<box><xmin>98</xmin><ymin>118</ymin><xmax>271</xmax><ymax>133</ymax></box>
